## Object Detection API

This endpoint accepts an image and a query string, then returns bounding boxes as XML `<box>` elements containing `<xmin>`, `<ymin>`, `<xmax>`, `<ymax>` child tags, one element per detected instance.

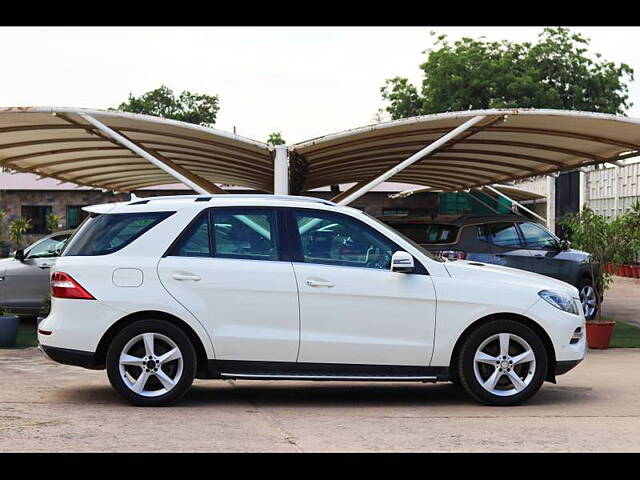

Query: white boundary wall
<box><xmin>587</xmin><ymin>163</ymin><xmax>640</xmax><ymax>218</ymax></box>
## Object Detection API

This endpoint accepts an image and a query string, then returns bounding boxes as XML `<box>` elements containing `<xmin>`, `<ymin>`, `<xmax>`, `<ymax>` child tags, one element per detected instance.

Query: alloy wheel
<box><xmin>473</xmin><ymin>332</ymin><xmax>536</xmax><ymax>397</ymax></box>
<box><xmin>118</xmin><ymin>332</ymin><xmax>184</xmax><ymax>397</ymax></box>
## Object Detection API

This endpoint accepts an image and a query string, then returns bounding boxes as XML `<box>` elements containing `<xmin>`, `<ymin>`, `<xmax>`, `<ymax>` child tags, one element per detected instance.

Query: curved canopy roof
<box><xmin>0</xmin><ymin>107</ymin><xmax>272</xmax><ymax>192</ymax></box>
<box><xmin>292</xmin><ymin>109</ymin><xmax>640</xmax><ymax>192</ymax></box>
<box><xmin>1</xmin><ymin>107</ymin><xmax>639</xmax><ymax>194</ymax></box>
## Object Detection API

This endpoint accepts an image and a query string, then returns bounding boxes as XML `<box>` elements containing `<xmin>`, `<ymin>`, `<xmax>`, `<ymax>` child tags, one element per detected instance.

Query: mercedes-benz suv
<box><xmin>38</xmin><ymin>195</ymin><xmax>586</xmax><ymax>407</ymax></box>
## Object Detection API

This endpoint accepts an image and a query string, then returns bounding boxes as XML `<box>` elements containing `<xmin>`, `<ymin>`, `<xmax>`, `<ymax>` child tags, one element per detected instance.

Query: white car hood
<box><xmin>443</xmin><ymin>259</ymin><xmax>580</xmax><ymax>298</ymax></box>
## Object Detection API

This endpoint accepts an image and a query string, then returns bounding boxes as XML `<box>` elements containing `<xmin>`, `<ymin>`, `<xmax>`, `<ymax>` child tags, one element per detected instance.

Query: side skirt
<box><xmin>202</xmin><ymin>360</ymin><xmax>449</xmax><ymax>382</ymax></box>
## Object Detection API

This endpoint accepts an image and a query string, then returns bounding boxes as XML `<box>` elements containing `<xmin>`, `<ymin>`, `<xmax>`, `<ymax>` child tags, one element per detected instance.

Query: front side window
<box><xmin>212</xmin><ymin>208</ymin><xmax>279</xmax><ymax>261</ymax></box>
<box><xmin>478</xmin><ymin>222</ymin><xmax>522</xmax><ymax>248</ymax></box>
<box><xmin>293</xmin><ymin>210</ymin><xmax>394</xmax><ymax>270</ymax></box>
<box><xmin>64</xmin><ymin>212</ymin><xmax>173</xmax><ymax>256</ymax></box>
<box><xmin>519</xmin><ymin>222</ymin><xmax>558</xmax><ymax>249</ymax></box>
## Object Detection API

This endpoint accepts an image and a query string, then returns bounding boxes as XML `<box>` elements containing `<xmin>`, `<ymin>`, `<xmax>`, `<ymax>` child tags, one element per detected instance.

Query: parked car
<box><xmin>383</xmin><ymin>214</ymin><xmax>602</xmax><ymax>320</ymax></box>
<box><xmin>0</xmin><ymin>230</ymin><xmax>74</xmax><ymax>315</ymax></box>
<box><xmin>38</xmin><ymin>196</ymin><xmax>586</xmax><ymax>407</ymax></box>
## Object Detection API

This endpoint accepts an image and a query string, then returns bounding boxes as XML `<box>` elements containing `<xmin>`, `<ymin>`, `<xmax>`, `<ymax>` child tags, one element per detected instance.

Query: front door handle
<box><xmin>39</xmin><ymin>264</ymin><xmax>51</xmax><ymax>269</ymax></box>
<box><xmin>306</xmin><ymin>279</ymin><xmax>334</xmax><ymax>288</ymax></box>
<box><xmin>172</xmin><ymin>273</ymin><xmax>202</xmax><ymax>281</ymax></box>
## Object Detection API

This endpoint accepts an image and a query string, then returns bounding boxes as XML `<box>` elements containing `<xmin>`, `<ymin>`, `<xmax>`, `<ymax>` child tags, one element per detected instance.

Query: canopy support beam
<box><xmin>484</xmin><ymin>185</ymin><xmax>548</xmax><ymax>225</ymax></box>
<box><xmin>78</xmin><ymin>113</ymin><xmax>223</xmax><ymax>195</ymax></box>
<box><xmin>334</xmin><ymin>115</ymin><xmax>487</xmax><ymax>205</ymax></box>
<box><xmin>273</xmin><ymin>145</ymin><xmax>289</xmax><ymax>194</ymax></box>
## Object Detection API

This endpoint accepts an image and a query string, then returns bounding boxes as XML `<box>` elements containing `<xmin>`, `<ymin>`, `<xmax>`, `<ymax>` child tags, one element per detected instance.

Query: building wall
<box><xmin>0</xmin><ymin>189</ymin><xmax>190</xmax><ymax>247</ymax></box>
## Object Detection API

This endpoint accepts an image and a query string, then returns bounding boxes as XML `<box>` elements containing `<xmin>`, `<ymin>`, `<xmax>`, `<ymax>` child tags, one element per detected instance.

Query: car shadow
<box><xmin>56</xmin><ymin>379</ymin><xmax>595</xmax><ymax>409</ymax></box>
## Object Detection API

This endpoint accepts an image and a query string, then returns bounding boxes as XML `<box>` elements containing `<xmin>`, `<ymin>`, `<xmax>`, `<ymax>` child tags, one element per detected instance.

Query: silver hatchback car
<box><xmin>0</xmin><ymin>230</ymin><xmax>73</xmax><ymax>315</ymax></box>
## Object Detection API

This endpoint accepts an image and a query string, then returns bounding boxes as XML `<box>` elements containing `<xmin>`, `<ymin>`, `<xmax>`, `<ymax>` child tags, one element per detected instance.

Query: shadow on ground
<box><xmin>51</xmin><ymin>379</ymin><xmax>595</xmax><ymax>409</ymax></box>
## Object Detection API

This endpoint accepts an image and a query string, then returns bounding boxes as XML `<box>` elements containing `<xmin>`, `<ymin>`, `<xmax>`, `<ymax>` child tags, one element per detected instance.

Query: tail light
<box><xmin>432</xmin><ymin>250</ymin><xmax>466</xmax><ymax>260</ymax></box>
<box><xmin>51</xmin><ymin>272</ymin><xmax>95</xmax><ymax>300</ymax></box>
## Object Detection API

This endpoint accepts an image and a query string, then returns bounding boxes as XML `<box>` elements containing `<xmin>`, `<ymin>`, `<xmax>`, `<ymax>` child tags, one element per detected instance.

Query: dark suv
<box><xmin>384</xmin><ymin>214</ymin><xmax>601</xmax><ymax>320</ymax></box>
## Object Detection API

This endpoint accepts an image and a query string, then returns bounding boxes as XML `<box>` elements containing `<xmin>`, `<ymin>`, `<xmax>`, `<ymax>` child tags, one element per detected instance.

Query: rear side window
<box><xmin>64</xmin><ymin>212</ymin><xmax>173</xmax><ymax>256</ymax></box>
<box><xmin>478</xmin><ymin>222</ymin><xmax>522</xmax><ymax>247</ymax></box>
<box><xmin>212</xmin><ymin>208</ymin><xmax>279</xmax><ymax>261</ymax></box>
<box><xmin>391</xmin><ymin>223</ymin><xmax>459</xmax><ymax>244</ymax></box>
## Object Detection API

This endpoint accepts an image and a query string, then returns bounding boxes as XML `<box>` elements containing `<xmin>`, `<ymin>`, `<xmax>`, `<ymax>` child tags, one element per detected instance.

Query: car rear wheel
<box><xmin>457</xmin><ymin>319</ymin><xmax>547</xmax><ymax>406</ymax></box>
<box><xmin>106</xmin><ymin>319</ymin><xmax>196</xmax><ymax>406</ymax></box>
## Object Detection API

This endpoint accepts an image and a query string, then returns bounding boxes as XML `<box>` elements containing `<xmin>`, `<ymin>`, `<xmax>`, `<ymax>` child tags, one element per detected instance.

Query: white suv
<box><xmin>38</xmin><ymin>195</ymin><xmax>586</xmax><ymax>406</ymax></box>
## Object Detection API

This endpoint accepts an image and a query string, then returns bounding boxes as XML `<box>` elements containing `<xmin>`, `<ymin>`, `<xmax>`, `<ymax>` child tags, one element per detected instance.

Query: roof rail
<box><xmin>127</xmin><ymin>194</ymin><xmax>337</xmax><ymax>207</ymax></box>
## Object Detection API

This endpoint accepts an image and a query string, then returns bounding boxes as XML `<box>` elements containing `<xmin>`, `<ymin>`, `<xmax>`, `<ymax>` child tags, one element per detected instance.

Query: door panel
<box><xmin>158</xmin><ymin>256</ymin><xmax>300</xmax><ymax>362</ymax></box>
<box><xmin>293</xmin><ymin>263</ymin><xmax>437</xmax><ymax>366</ymax></box>
<box><xmin>2</xmin><ymin>259</ymin><xmax>50</xmax><ymax>312</ymax></box>
<box><xmin>289</xmin><ymin>208</ymin><xmax>436</xmax><ymax>366</ymax></box>
<box><xmin>157</xmin><ymin>207</ymin><xmax>299</xmax><ymax>362</ymax></box>
<box><xmin>479</xmin><ymin>222</ymin><xmax>534</xmax><ymax>272</ymax></box>
<box><xmin>517</xmin><ymin>222</ymin><xmax>573</xmax><ymax>283</ymax></box>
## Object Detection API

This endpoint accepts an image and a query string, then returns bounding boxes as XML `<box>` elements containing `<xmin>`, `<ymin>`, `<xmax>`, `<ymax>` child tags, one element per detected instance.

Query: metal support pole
<box><xmin>546</xmin><ymin>175</ymin><xmax>556</xmax><ymax>233</ymax></box>
<box><xmin>336</xmin><ymin>115</ymin><xmax>487</xmax><ymax>206</ymax></box>
<box><xmin>273</xmin><ymin>145</ymin><xmax>289</xmax><ymax>195</ymax></box>
<box><xmin>579</xmin><ymin>169</ymin><xmax>587</xmax><ymax>210</ymax></box>
<box><xmin>484</xmin><ymin>185</ymin><xmax>548</xmax><ymax>224</ymax></box>
<box><xmin>79</xmin><ymin>113</ymin><xmax>212</xmax><ymax>195</ymax></box>
<box><xmin>613</xmin><ymin>164</ymin><xmax>620</xmax><ymax>217</ymax></box>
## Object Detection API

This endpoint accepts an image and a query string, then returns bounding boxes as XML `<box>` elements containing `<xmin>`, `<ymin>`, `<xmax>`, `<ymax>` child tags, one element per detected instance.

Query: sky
<box><xmin>1</xmin><ymin>26</ymin><xmax>640</xmax><ymax>144</ymax></box>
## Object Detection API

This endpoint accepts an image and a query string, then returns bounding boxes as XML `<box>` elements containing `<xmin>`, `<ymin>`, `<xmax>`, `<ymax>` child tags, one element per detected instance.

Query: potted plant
<box><xmin>8</xmin><ymin>217</ymin><xmax>33</xmax><ymax>251</ymax></box>
<box><xmin>559</xmin><ymin>203</ymin><xmax>639</xmax><ymax>348</ymax></box>
<box><xmin>0</xmin><ymin>309</ymin><xmax>20</xmax><ymax>348</ymax></box>
<box><xmin>0</xmin><ymin>211</ymin><xmax>9</xmax><ymax>258</ymax></box>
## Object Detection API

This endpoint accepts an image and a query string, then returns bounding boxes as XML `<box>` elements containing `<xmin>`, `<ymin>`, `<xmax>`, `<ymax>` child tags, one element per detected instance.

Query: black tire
<box><xmin>457</xmin><ymin>319</ymin><xmax>547</xmax><ymax>406</ymax></box>
<box><xmin>577</xmin><ymin>278</ymin><xmax>598</xmax><ymax>321</ymax></box>
<box><xmin>106</xmin><ymin>319</ymin><xmax>196</xmax><ymax>407</ymax></box>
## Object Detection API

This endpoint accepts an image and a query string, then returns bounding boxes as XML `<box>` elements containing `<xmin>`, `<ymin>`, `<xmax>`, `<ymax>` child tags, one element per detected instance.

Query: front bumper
<box><xmin>38</xmin><ymin>344</ymin><xmax>101</xmax><ymax>370</ymax></box>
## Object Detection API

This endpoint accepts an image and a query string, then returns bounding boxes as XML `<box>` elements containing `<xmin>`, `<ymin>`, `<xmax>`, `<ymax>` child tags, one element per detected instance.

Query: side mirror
<box><xmin>559</xmin><ymin>239</ymin><xmax>571</xmax><ymax>251</ymax></box>
<box><xmin>391</xmin><ymin>251</ymin><xmax>415</xmax><ymax>273</ymax></box>
<box><xmin>14</xmin><ymin>249</ymin><xmax>25</xmax><ymax>262</ymax></box>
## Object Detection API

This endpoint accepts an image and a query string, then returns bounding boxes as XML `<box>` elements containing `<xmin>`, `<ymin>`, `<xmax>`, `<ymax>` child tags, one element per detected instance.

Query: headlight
<box><xmin>538</xmin><ymin>290</ymin><xmax>581</xmax><ymax>315</ymax></box>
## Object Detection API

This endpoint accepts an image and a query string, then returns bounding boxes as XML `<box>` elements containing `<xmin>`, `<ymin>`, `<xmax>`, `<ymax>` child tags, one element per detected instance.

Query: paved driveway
<box><xmin>602</xmin><ymin>276</ymin><xmax>640</xmax><ymax>327</ymax></box>
<box><xmin>1</xmin><ymin>347</ymin><xmax>640</xmax><ymax>452</ymax></box>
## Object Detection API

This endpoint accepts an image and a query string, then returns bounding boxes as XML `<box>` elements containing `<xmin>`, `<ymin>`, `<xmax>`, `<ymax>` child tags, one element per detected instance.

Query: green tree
<box><xmin>113</xmin><ymin>85</ymin><xmax>220</xmax><ymax>127</ymax></box>
<box><xmin>267</xmin><ymin>131</ymin><xmax>286</xmax><ymax>146</ymax></box>
<box><xmin>381</xmin><ymin>27</ymin><xmax>634</xmax><ymax>119</ymax></box>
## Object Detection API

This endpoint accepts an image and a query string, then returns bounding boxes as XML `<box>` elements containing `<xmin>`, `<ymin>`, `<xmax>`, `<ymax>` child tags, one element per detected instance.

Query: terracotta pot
<box><xmin>614</xmin><ymin>266</ymin><xmax>624</xmax><ymax>276</ymax></box>
<box><xmin>586</xmin><ymin>321</ymin><xmax>616</xmax><ymax>349</ymax></box>
<box><xmin>633</xmin><ymin>266</ymin><xmax>640</xmax><ymax>279</ymax></box>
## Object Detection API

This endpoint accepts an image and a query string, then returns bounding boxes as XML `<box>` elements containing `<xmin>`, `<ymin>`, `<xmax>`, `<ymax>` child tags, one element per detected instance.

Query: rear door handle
<box><xmin>39</xmin><ymin>264</ymin><xmax>51</xmax><ymax>269</ymax></box>
<box><xmin>306</xmin><ymin>279</ymin><xmax>334</xmax><ymax>288</ymax></box>
<box><xmin>171</xmin><ymin>273</ymin><xmax>201</xmax><ymax>281</ymax></box>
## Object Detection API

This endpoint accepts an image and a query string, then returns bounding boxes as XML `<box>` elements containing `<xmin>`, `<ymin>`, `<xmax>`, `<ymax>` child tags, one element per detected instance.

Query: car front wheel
<box><xmin>578</xmin><ymin>279</ymin><xmax>598</xmax><ymax>320</ymax></box>
<box><xmin>457</xmin><ymin>319</ymin><xmax>547</xmax><ymax>406</ymax></box>
<box><xmin>106</xmin><ymin>319</ymin><xmax>196</xmax><ymax>406</ymax></box>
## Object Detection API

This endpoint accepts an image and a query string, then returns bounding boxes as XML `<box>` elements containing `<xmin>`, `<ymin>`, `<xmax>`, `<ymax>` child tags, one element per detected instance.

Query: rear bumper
<box><xmin>38</xmin><ymin>344</ymin><xmax>102</xmax><ymax>370</ymax></box>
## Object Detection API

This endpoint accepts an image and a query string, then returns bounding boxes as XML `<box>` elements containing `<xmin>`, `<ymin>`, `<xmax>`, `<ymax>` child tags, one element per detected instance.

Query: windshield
<box><xmin>362</xmin><ymin>212</ymin><xmax>442</xmax><ymax>262</ymax></box>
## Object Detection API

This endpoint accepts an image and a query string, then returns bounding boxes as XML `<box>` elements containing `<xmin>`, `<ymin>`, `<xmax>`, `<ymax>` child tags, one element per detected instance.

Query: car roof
<box><xmin>383</xmin><ymin>213</ymin><xmax>530</xmax><ymax>226</ymax></box>
<box><xmin>82</xmin><ymin>194</ymin><xmax>353</xmax><ymax>215</ymax></box>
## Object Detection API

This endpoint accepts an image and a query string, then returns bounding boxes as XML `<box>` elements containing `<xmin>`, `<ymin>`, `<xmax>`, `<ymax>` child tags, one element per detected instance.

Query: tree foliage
<box><xmin>267</xmin><ymin>131</ymin><xmax>286</xmax><ymax>146</ymax></box>
<box><xmin>113</xmin><ymin>85</ymin><xmax>220</xmax><ymax>127</ymax></box>
<box><xmin>381</xmin><ymin>27</ymin><xmax>634</xmax><ymax>119</ymax></box>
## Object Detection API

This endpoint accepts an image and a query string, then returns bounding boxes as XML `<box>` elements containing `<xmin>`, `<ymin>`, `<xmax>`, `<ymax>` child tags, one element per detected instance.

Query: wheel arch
<box><xmin>94</xmin><ymin>310</ymin><xmax>210</xmax><ymax>378</ymax></box>
<box><xmin>448</xmin><ymin>312</ymin><xmax>558</xmax><ymax>383</ymax></box>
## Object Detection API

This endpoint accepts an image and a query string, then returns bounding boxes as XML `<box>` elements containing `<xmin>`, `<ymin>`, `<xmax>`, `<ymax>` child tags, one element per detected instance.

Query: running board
<box><xmin>201</xmin><ymin>359</ymin><xmax>449</xmax><ymax>381</ymax></box>
<box><xmin>220</xmin><ymin>373</ymin><xmax>438</xmax><ymax>381</ymax></box>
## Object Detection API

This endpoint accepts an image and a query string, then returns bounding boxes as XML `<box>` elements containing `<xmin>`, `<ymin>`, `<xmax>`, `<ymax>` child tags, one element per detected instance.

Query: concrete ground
<box><xmin>1</xmin><ymin>346</ymin><xmax>640</xmax><ymax>452</ymax></box>
<box><xmin>602</xmin><ymin>276</ymin><xmax>640</xmax><ymax>327</ymax></box>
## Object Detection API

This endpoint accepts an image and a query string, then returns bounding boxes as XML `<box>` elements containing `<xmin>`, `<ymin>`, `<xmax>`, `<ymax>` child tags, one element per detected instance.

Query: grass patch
<box><xmin>609</xmin><ymin>320</ymin><xmax>640</xmax><ymax>348</ymax></box>
<box><xmin>0</xmin><ymin>317</ymin><xmax>38</xmax><ymax>349</ymax></box>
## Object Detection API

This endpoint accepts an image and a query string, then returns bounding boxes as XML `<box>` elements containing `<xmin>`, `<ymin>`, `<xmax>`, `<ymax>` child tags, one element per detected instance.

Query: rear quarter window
<box><xmin>63</xmin><ymin>211</ymin><xmax>174</xmax><ymax>256</ymax></box>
